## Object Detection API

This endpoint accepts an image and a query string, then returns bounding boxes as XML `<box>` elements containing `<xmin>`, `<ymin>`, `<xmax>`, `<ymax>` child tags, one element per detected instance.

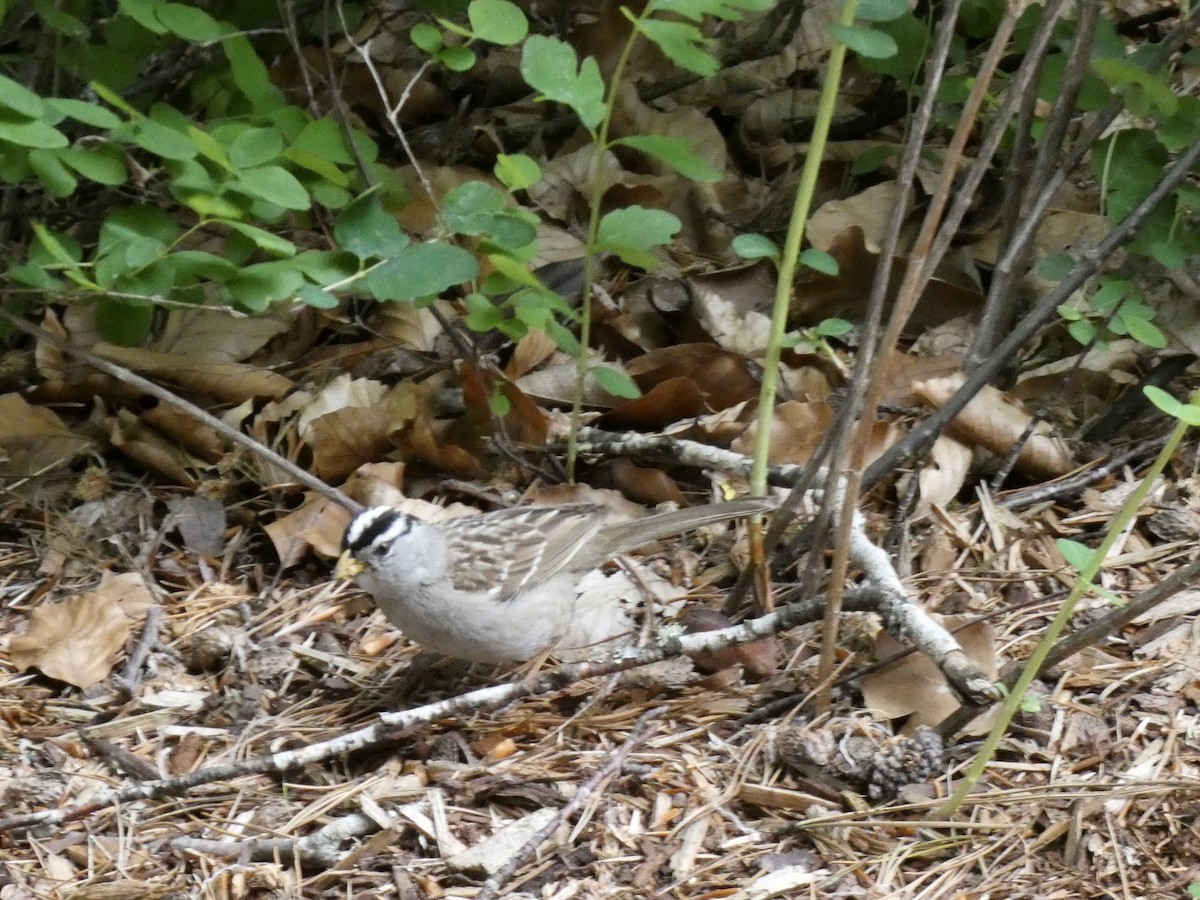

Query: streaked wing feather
<box><xmin>439</xmin><ymin>506</ymin><xmax>607</xmax><ymax>601</ymax></box>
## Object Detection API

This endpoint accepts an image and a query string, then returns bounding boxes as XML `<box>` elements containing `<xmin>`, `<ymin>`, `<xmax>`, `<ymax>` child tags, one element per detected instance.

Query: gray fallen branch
<box><xmin>0</xmin><ymin>587</ymin><xmax>996</xmax><ymax>837</ymax></box>
<box><xmin>171</xmin><ymin>812</ymin><xmax>377</xmax><ymax>869</ymax></box>
<box><xmin>569</xmin><ymin>424</ymin><xmax>814</xmax><ymax>486</ymax></box>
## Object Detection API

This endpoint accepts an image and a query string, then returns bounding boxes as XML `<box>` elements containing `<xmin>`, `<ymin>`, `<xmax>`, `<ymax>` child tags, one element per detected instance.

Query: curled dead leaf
<box><xmin>912</xmin><ymin>372</ymin><xmax>1074</xmax><ymax>479</ymax></box>
<box><xmin>10</xmin><ymin>590</ymin><xmax>139</xmax><ymax>688</ymax></box>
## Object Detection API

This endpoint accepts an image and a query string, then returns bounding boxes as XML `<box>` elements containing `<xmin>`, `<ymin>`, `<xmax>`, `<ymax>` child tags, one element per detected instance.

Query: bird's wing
<box><xmin>439</xmin><ymin>506</ymin><xmax>607</xmax><ymax>601</ymax></box>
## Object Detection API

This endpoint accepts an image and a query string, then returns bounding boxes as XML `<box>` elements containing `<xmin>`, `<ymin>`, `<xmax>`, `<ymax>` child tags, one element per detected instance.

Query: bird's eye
<box><xmin>371</xmin><ymin>543</ymin><xmax>388</xmax><ymax>557</ymax></box>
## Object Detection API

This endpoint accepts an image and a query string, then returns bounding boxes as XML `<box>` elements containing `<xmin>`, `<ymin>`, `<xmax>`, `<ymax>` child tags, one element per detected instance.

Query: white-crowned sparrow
<box><xmin>335</xmin><ymin>499</ymin><xmax>772</xmax><ymax>663</ymax></box>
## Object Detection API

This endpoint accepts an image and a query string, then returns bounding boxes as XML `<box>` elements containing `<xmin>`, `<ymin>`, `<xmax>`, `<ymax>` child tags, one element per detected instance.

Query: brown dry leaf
<box><xmin>108</xmin><ymin>409</ymin><xmax>198</xmax><ymax>486</ymax></box>
<box><xmin>151</xmin><ymin>305</ymin><xmax>293</xmax><ymax>362</ymax></box>
<box><xmin>459</xmin><ymin>362</ymin><xmax>548</xmax><ymax>448</ymax></box>
<box><xmin>297</xmin><ymin>377</ymin><xmax>418</xmax><ymax>482</ymax></box>
<box><xmin>598</xmin><ymin>377</ymin><xmax>707</xmax><ymax>429</ymax></box>
<box><xmin>875</xmin><ymin>350</ymin><xmax>964</xmax><ymax>408</ymax></box>
<box><xmin>0</xmin><ymin>392</ymin><xmax>92</xmax><ymax>477</ymax></box>
<box><xmin>601</xmin><ymin>457</ymin><xmax>690</xmax><ymax>507</ymax></box>
<box><xmin>860</xmin><ymin>615</ymin><xmax>998</xmax><ymax>735</ymax></box>
<box><xmin>912</xmin><ymin>372</ymin><xmax>1075</xmax><ymax>479</ymax></box>
<box><xmin>914</xmin><ymin>436</ymin><xmax>973</xmax><ymax>517</ymax></box>
<box><xmin>626</xmin><ymin>344</ymin><xmax>761</xmax><ymax>409</ymax></box>
<box><xmin>141</xmin><ymin>404</ymin><xmax>227</xmax><ymax>462</ymax></box>
<box><xmin>794</xmin><ymin>227</ymin><xmax>983</xmax><ymax>328</ymax></box>
<box><xmin>808</xmin><ymin>181</ymin><xmax>906</xmax><ymax>254</ymax></box>
<box><xmin>10</xmin><ymin>588</ymin><xmax>142</xmax><ymax>688</ymax></box>
<box><xmin>369</xmin><ymin>301</ymin><xmax>445</xmax><ymax>352</ymax></box>
<box><xmin>94</xmin><ymin>571</ymin><xmax>156</xmax><ymax>618</ymax></box>
<box><xmin>342</xmin><ymin>461</ymin><xmax>408</xmax><ymax>508</ymax></box>
<box><xmin>94</xmin><ymin>344</ymin><xmax>292</xmax><ymax>402</ymax></box>
<box><xmin>972</xmin><ymin>208</ymin><xmax>1111</xmax><ymax>266</ymax></box>
<box><xmin>732</xmin><ymin>400</ymin><xmax>898</xmax><ymax>468</ymax></box>
<box><xmin>265</xmin><ymin>493</ymin><xmax>350</xmax><ymax>565</ymax></box>
<box><xmin>505</xmin><ymin>328</ymin><xmax>559</xmax><ymax>380</ymax></box>
<box><xmin>308</xmin><ymin>407</ymin><xmax>397</xmax><ymax>482</ymax></box>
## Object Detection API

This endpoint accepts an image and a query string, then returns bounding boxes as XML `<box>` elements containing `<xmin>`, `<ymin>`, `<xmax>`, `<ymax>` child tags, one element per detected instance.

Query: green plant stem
<box><xmin>747</xmin><ymin>0</ymin><xmax>857</xmax><ymax>500</ymax></box>
<box><xmin>565</xmin><ymin>22</ymin><xmax>642</xmax><ymax>482</ymax></box>
<box><xmin>937</xmin><ymin>389</ymin><xmax>1199</xmax><ymax>817</ymax></box>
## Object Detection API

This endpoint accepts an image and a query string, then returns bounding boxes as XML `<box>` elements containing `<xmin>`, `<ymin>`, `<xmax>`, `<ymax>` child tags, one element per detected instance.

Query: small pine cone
<box><xmin>775</xmin><ymin>725</ymin><xmax>835</xmax><ymax>770</ymax></box>
<box><xmin>867</xmin><ymin>727</ymin><xmax>945</xmax><ymax>800</ymax></box>
<box><xmin>1146</xmin><ymin>506</ymin><xmax>1200</xmax><ymax>543</ymax></box>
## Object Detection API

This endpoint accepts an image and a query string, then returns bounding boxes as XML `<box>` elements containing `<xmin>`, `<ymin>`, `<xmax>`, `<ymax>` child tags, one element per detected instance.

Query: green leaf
<box><xmin>282</xmin><ymin>147</ymin><xmax>350</xmax><ymax>187</ymax></box>
<box><xmin>850</xmin><ymin>144</ymin><xmax>891</xmax><ymax>175</ymax></box>
<box><xmin>614</xmin><ymin>135</ymin><xmax>721</xmax><ymax>182</ymax></box>
<box><xmin>411</xmin><ymin>22</ymin><xmax>443</xmax><ymax>53</ymax></box>
<box><xmin>184</xmin><ymin>193</ymin><xmax>244</xmax><ymax>219</ymax></box>
<box><xmin>442</xmin><ymin>181</ymin><xmax>538</xmax><ymax>248</ymax></box>
<box><xmin>225</xmin><ymin>221</ymin><xmax>297</xmax><ymax>258</ymax></box>
<box><xmin>1149</xmin><ymin>238</ymin><xmax>1186</xmax><ymax>270</ymax></box>
<box><xmin>28</xmin><ymin>148</ymin><xmax>77</xmax><ymax>196</ymax></box>
<box><xmin>1067</xmin><ymin>320</ymin><xmax>1095</xmax><ymax>345</ymax></box>
<box><xmin>829</xmin><ymin>23</ymin><xmax>898</xmax><ymax>59</ymax></box>
<box><xmin>293</xmin><ymin>250</ymin><xmax>359</xmax><ymax>285</ymax></box>
<box><xmin>815</xmin><ymin>317</ymin><xmax>853</xmax><ymax>337</ymax></box>
<box><xmin>96</xmin><ymin>296</ymin><xmax>154</xmax><ymax>346</ymax></box>
<box><xmin>336</xmin><ymin>194</ymin><xmax>405</xmax><ymax>258</ymax></box>
<box><xmin>87</xmin><ymin>81</ymin><xmax>140</xmax><ymax>118</ymax></box>
<box><xmin>155</xmin><ymin>3</ymin><xmax>223</xmax><ymax>41</ymax></box>
<box><xmin>31</xmin><ymin>222</ymin><xmax>84</xmax><ymax>267</ymax></box>
<box><xmin>1056</xmin><ymin>538</ymin><xmax>1095</xmax><ymax>573</ymax></box>
<box><xmin>0</xmin><ymin>115</ymin><xmax>67</xmax><ymax>148</ymax></box>
<box><xmin>134</xmin><ymin>119</ymin><xmax>196</xmax><ymax>159</ymax></box>
<box><xmin>171</xmin><ymin>250</ymin><xmax>238</xmax><ymax>281</ymax></box>
<box><xmin>223</xmin><ymin>35</ymin><xmax>283</xmax><ymax>112</ymax></box>
<box><xmin>55</xmin><ymin>147</ymin><xmax>127</xmax><ymax>185</ymax></box>
<box><xmin>856</xmin><ymin>0</ymin><xmax>908</xmax><ymax>21</ymax></box>
<box><xmin>296</xmin><ymin>284</ymin><xmax>340</xmax><ymax>309</ymax></box>
<box><xmin>493</xmin><ymin>153</ymin><xmax>541</xmax><ymax>190</ymax></box>
<box><xmin>440</xmin><ymin>45</ymin><xmax>476</xmax><ymax>72</ymax></box>
<box><xmin>118</xmin><ymin>0</ymin><xmax>167</xmax><ymax>33</ymax></box>
<box><xmin>228</xmin><ymin>127</ymin><xmax>284</xmax><ymax>169</ymax></box>
<box><xmin>45</xmin><ymin>97</ymin><xmax>122</xmax><ymax>129</ymax></box>
<box><xmin>33</xmin><ymin>0</ymin><xmax>89</xmax><ymax>37</ymax></box>
<box><xmin>226</xmin><ymin>261</ymin><xmax>306</xmax><ymax>311</ymax></box>
<box><xmin>291</xmin><ymin>119</ymin><xmax>357</xmax><ymax>164</ymax></box>
<box><xmin>596</xmin><ymin>206</ymin><xmax>680</xmax><ymax>268</ymax></box>
<box><xmin>590</xmin><ymin>365</ymin><xmax>641</xmax><ymax>399</ymax></box>
<box><xmin>186</xmin><ymin>125</ymin><xmax>233</xmax><ymax>172</ymax></box>
<box><xmin>1038</xmin><ymin>252</ymin><xmax>1074</xmax><ymax>280</ymax></box>
<box><xmin>646</xmin><ymin>0</ymin><xmax>774</xmax><ymax>19</ymax></box>
<box><xmin>234</xmin><ymin>165</ymin><xmax>311</xmax><ymax>210</ymax></box>
<box><xmin>1123</xmin><ymin>316</ymin><xmax>1166</xmax><ymax>349</ymax></box>
<box><xmin>1091</xmin><ymin>58</ymin><xmax>1178</xmax><ymax>117</ymax></box>
<box><xmin>0</xmin><ymin>74</ymin><xmax>47</xmax><ymax>117</ymax></box>
<box><xmin>520</xmin><ymin>35</ymin><xmax>606</xmax><ymax>131</ymax></box>
<box><xmin>633</xmin><ymin>17</ymin><xmax>718</xmax><ymax>76</ymax></box>
<box><xmin>365</xmin><ymin>242</ymin><xmax>479</xmax><ymax>301</ymax></box>
<box><xmin>468</xmin><ymin>0</ymin><xmax>527</xmax><ymax>44</ymax></box>
<box><xmin>800</xmin><ymin>248</ymin><xmax>838</xmax><ymax>275</ymax></box>
<box><xmin>464</xmin><ymin>292</ymin><xmax>507</xmax><ymax>332</ymax></box>
<box><xmin>731</xmin><ymin>233</ymin><xmax>779</xmax><ymax>261</ymax></box>
<box><xmin>99</xmin><ymin>207</ymin><xmax>180</xmax><ymax>255</ymax></box>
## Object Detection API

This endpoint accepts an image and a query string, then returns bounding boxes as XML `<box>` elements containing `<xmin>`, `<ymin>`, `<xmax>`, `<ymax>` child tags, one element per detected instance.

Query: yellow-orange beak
<box><xmin>334</xmin><ymin>551</ymin><xmax>365</xmax><ymax>580</ymax></box>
